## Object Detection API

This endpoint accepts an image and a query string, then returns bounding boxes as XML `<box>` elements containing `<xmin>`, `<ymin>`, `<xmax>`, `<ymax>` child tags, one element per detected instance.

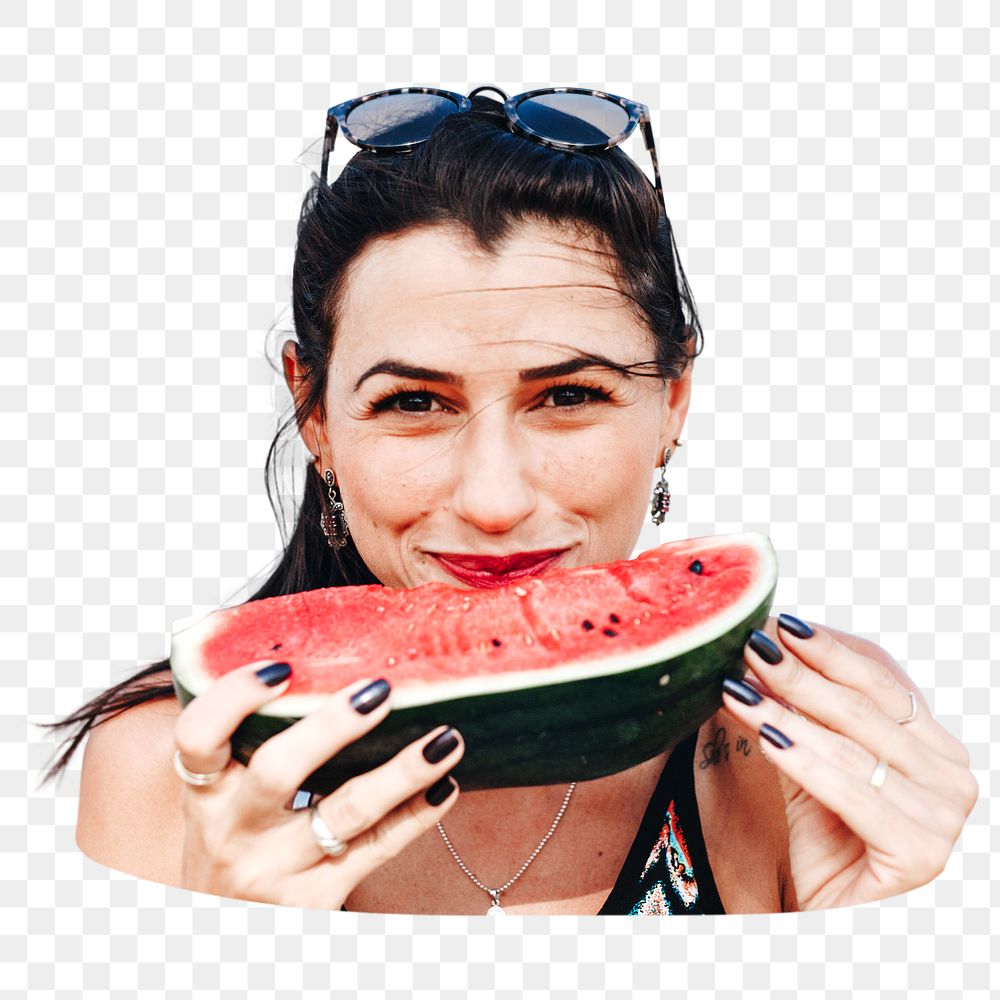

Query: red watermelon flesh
<box><xmin>171</xmin><ymin>532</ymin><xmax>775</xmax><ymax>715</ymax></box>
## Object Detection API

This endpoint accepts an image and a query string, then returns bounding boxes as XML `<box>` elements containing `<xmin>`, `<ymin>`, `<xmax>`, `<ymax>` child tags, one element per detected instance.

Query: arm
<box><xmin>76</xmin><ymin>698</ymin><xmax>187</xmax><ymax>885</ymax></box>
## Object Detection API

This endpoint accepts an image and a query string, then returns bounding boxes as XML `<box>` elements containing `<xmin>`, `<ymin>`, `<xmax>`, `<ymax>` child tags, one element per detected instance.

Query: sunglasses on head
<box><xmin>320</xmin><ymin>85</ymin><xmax>666</xmax><ymax>215</ymax></box>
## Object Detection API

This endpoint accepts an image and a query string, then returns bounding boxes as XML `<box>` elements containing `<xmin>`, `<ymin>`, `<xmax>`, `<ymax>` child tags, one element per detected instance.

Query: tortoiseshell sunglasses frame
<box><xmin>320</xmin><ymin>84</ymin><xmax>666</xmax><ymax>215</ymax></box>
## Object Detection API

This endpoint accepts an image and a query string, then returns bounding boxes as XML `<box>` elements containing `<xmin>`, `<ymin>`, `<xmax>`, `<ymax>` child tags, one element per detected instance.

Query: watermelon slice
<box><xmin>170</xmin><ymin>531</ymin><xmax>777</xmax><ymax>792</ymax></box>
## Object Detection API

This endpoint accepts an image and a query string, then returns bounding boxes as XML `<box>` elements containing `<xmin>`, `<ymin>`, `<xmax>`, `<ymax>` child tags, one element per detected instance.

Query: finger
<box><xmin>739</xmin><ymin>666</ymin><xmax>798</xmax><ymax>717</ymax></box>
<box><xmin>173</xmin><ymin>660</ymin><xmax>293</xmax><ymax>782</ymax></box>
<box><xmin>740</xmin><ymin>632</ymin><xmax>965</xmax><ymax>798</ymax></box>
<box><xmin>304</xmin><ymin>725</ymin><xmax>465</xmax><ymax>861</ymax></box>
<box><xmin>772</xmin><ymin>620</ymin><xmax>915</xmax><ymax>717</ymax></box>
<box><xmin>770</xmin><ymin>618</ymin><xmax>968</xmax><ymax>765</ymax></box>
<box><xmin>321</xmin><ymin>770</ymin><xmax>461</xmax><ymax>885</ymax></box>
<box><xmin>720</xmin><ymin>683</ymin><xmax>973</xmax><ymax>840</ymax></box>
<box><xmin>235</xmin><ymin>676</ymin><xmax>394</xmax><ymax>814</ymax></box>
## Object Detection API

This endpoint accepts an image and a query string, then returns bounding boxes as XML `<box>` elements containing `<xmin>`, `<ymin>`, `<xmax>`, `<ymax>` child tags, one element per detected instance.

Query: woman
<box><xmin>43</xmin><ymin>87</ymin><xmax>976</xmax><ymax>915</ymax></box>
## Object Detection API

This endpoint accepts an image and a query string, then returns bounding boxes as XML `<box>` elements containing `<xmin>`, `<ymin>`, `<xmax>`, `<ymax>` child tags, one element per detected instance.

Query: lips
<box><xmin>430</xmin><ymin>549</ymin><xmax>568</xmax><ymax>588</ymax></box>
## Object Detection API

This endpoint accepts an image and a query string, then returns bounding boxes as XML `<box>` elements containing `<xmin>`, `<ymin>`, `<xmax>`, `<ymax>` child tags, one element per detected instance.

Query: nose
<box><xmin>449</xmin><ymin>412</ymin><xmax>538</xmax><ymax>535</ymax></box>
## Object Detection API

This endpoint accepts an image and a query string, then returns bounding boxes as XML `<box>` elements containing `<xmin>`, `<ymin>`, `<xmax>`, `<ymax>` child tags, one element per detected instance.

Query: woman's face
<box><xmin>283</xmin><ymin>219</ymin><xmax>692</xmax><ymax>590</ymax></box>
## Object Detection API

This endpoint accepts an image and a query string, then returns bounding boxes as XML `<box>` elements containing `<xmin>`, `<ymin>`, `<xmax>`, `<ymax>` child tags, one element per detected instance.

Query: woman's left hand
<box><xmin>720</xmin><ymin>615</ymin><xmax>978</xmax><ymax>911</ymax></box>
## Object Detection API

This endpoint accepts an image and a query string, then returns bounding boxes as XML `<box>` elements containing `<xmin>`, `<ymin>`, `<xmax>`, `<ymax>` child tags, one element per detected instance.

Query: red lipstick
<box><xmin>430</xmin><ymin>549</ymin><xmax>567</xmax><ymax>588</ymax></box>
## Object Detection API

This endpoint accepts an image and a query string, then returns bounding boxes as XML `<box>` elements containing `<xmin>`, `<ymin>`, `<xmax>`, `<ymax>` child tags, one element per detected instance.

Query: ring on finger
<box><xmin>173</xmin><ymin>749</ymin><xmax>231</xmax><ymax>786</ymax></box>
<box><xmin>309</xmin><ymin>800</ymin><xmax>350</xmax><ymax>858</ymax></box>
<box><xmin>894</xmin><ymin>690</ymin><xmax>919</xmax><ymax>725</ymax></box>
<box><xmin>868</xmin><ymin>758</ymin><xmax>889</xmax><ymax>790</ymax></box>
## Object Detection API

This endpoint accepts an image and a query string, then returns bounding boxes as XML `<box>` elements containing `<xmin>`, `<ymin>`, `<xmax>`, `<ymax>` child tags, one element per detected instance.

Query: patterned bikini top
<box><xmin>597</xmin><ymin>727</ymin><xmax>726</xmax><ymax>915</ymax></box>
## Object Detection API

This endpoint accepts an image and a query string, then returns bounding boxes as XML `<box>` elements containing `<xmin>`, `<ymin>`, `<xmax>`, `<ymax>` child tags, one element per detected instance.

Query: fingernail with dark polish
<box><xmin>749</xmin><ymin>629</ymin><xmax>783</xmax><ymax>664</ymax></box>
<box><xmin>722</xmin><ymin>676</ymin><xmax>763</xmax><ymax>706</ymax></box>
<box><xmin>350</xmin><ymin>678</ymin><xmax>391</xmax><ymax>714</ymax></box>
<box><xmin>423</xmin><ymin>728</ymin><xmax>459</xmax><ymax>764</ymax></box>
<box><xmin>778</xmin><ymin>613</ymin><xmax>814</xmax><ymax>639</ymax></box>
<box><xmin>425</xmin><ymin>775</ymin><xmax>457</xmax><ymax>806</ymax></box>
<box><xmin>256</xmin><ymin>662</ymin><xmax>292</xmax><ymax>686</ymax></box>
<box><xmin>760</xmin><ymin>723</ymin><xmax>794</xmax><ymax>749</ymax></box>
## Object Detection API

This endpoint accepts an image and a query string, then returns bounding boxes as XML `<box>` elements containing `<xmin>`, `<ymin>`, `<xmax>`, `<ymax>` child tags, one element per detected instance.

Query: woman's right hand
<box><xmin>172</xmin><ymin>661</ymin><xmax>463</xmax><ymax>909</ymax></box>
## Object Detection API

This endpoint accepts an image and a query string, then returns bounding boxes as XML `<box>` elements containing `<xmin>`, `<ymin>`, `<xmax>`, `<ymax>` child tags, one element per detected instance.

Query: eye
<box><xmin>541</xmin><ymin>384</ymin><xmax>611</xmax><ymax>408</ymax></box>
<box><xmin>370</xmin><ymin>390</ymin><xmax>448</xmax><ymax>414</ymax></box>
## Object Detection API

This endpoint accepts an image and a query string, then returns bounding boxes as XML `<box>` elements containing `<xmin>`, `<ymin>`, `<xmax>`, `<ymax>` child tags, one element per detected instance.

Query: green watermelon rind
<box><xmin>169</xmin><ymin>532</ymin><xmax>778</xmax><ymax>792</ymax></box>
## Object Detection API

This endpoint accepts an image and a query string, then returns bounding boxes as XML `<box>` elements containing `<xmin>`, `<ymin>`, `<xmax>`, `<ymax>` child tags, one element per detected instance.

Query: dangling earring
<box><xmin>650</xmin><ymin>445</ymin><xmax>673</xmax><ymax>525</ymax></box>
<box><xmin>320</xmin><ymin>468</ymin><xmax>350</xmax><ymax>549</ymax></box>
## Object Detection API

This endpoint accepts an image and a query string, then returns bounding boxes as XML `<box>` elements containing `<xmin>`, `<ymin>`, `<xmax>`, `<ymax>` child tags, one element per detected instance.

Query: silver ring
<box><xmin>173</xmin><ymin>748</ymin><xmax>230</xmax><ymax>786</ymax></box>
<box><xmin>868</xmin><ymin>758</ymin><xmax>889</xmax><ymax>790</ymax></box>
<box><xmin>309</xmin><ymin>801</ymin><xmax>349</xmax><ymax>858</ymax></box>
<box><xmin>894</xmin><ymin>690</ymin><xmax>918</xmax><ymax>725</ymax></box>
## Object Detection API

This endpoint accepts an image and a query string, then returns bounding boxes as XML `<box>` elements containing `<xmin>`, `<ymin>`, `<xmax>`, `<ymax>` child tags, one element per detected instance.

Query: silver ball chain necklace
<box><xmin>435</xmin><ymin>782</ymin><xmax>577</xmax><ymax>915</ymax></box>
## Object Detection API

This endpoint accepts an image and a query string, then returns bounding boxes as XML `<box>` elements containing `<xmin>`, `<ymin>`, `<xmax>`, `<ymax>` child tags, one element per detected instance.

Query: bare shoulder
<box><xmin>77</xmin><ymin>696</ymin><xmax>186</xmax><ymax>885</ymax></box>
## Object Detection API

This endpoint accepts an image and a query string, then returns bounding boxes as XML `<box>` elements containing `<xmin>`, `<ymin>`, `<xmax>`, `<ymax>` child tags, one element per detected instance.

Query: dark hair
<box><xmin>37</xmin><ymin>95</ymin><xmax>704</xmax><ymax>785</ymax></box>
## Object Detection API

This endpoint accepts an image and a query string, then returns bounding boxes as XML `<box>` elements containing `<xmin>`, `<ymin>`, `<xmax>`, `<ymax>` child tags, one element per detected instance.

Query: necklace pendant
<box><xmin>486</xmin><ymin>889</ymin><xmax>505</xmax><ymax>915</ymax></box>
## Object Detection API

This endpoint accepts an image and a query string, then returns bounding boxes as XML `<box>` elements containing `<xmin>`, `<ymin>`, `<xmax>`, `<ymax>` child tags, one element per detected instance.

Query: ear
<box><xmin>657</xmin><ymin>359</ymin><xmax>693</xmax><ymax>464</ymax></box>
<box><xmin>281</xmin><ymin>339</ymin><xmax>330</xmax><ymax>464</ymax></box>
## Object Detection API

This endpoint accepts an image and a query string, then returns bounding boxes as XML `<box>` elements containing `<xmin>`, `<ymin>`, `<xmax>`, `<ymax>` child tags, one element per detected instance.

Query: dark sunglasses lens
<box><xmin>345</xmin><ymin>92</ymin><xmax>461</xmax><ymax>147</ymax></box>
<box><xmin>516</xmin><ymin>92</ymin><xmax>630</xmax><ymax>145</ymax></box>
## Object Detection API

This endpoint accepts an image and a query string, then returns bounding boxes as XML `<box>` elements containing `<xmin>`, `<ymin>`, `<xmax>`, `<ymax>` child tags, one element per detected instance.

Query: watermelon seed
<box><xmin>582</xmin><ymin>619</ymin><xmax>594</xmax><ymax>630</ymax></box>
<box><xmin>689</xmin><ymin>560</ymin><xmax>703</xmax><ymax>574</ymax></box>
<box><xmin>659</xmin><ymin>673</ymin><xmax>671</xmax><ymax>686</ymax></box>
<box><xmin>491</xmin><ymin>638</ymin><xmax>502</xmax><ymax>647</ymax></box>
<box><xmin>524</xmin><ymin>634</ymin><xmax>534</xmax><ymax>645</ymax></box>
<box><xmin>609</xmin><ymin>613</ymin><xmax>620</xmax><ymax>624</ymax></box>
<box><xmin>632</xmin><ymin>618</ymin><xmax>641</xmax><ymax>625</ymax></box>
<box><xmin>271</xmin><ymin>643</ymin><xmax>282</xmax><ymax>651</ymax></box>
<box><xmin>387</xmin><ymin>656</ymin><xmax>397</xmax><ymax>666</ymax></box>
<box><xmin>515</xmin><ymin>586</ymin><xmax>528</xmax><ymax>597</ymax></box>
<box><xmin>602</xmin><ymin>628</ymin><xmax>618</xmax><ymax>637</ymax></box>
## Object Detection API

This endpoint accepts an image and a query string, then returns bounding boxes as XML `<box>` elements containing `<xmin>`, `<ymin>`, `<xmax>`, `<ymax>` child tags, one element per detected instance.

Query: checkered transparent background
<box><xmin>5</xmin><ymin>0</ymin><xmax>996</xmax><ymax>993</ymax></box>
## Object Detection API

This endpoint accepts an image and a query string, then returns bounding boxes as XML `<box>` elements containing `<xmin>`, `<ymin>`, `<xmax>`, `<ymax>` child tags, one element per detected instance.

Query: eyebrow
<box><xmin>353</xmin><ymin>354</ymin><xmax>634</xmax><ymax>393</ymax></box>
